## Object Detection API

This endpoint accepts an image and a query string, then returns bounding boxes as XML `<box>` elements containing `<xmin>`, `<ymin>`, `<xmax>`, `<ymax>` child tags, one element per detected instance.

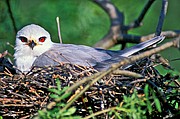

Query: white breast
<box><xmin>15</xmin><ymin>55</ymin><xmax>37</xmax><ymax>73</ymax></box>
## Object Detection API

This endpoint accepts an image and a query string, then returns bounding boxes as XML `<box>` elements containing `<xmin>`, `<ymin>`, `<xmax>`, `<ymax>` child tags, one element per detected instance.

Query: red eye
<box><xmin>39</xmin><ymin>37</ymin><xmax>46</xmax><ymax>42</ymax></box>
<box><xmin>19</xmin><ymin>36</ymin><xmax>28</xmax><ymax>42</ymax></box>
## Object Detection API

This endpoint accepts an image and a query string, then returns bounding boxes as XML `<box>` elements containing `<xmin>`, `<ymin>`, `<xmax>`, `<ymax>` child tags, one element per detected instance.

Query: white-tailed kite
<box><xmin>14</xmin><ymin>24</ymin><xmax>165</xmax><ymax>73</ymax></box>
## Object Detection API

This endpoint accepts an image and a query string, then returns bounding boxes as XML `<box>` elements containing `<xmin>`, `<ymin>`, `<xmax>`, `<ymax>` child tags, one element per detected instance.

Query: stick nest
<box><xmin>0</xmin><ymin>57</ymin><xmax>179</xmax><ymax>119</ymax></box>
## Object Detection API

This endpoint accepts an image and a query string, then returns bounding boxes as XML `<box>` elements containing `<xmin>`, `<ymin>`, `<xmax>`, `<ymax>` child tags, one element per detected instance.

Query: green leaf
<box><xmin>123</xmin><ymin>95</ymin><xmax>128</xmax><ymax>102</ymax></box>
<box><xmin>61</xmin><ymin>86</ymin><xmax>69</xmax><ymax>92</ymax></box>
<box><xmin>60</xmin><ymin>116</ymin><xmax>82</xmax><ymax>119</ymax></box>
<box><xmin>144</xmin><ymin>84</ymin><xmax>149</xmax><ymax>97</ymax></box>
<box><xmin>50</xmin><ymin>94</ymin><xmax>60</xmax><ymax>99</ymax></box>
<box><xmin>48</xmin><ymin>88</ymin><xmax>60</xmax><ymax>95</ymax></box>
<box><xmin>114</xmin><ymin>111</ymin><xmax>122</xmax><ymax>119</ymax></box>
<box><xmin>108</xmin><ymin>110</ymin><xmax>113</xmax><ymax>115</ymax></box>
<box><xmin>61</xmin><ymin>92</ymin><xmax>71</xmax><ymax>99</ymax></box>
<box><xmin>38</xmin><ymin>110</ymin><xmax>45</xmax><ymax>117</ymax></box>
<box><xmin>154</xmin><ymin>98</ymin><xmax>162</xmax><ymax>112</ymax></box>
<box><xmin>61</xmin><ymin>107</ymin><xmax>76</xmax><ymax>116</ymax></box>
<box><xmin>55</xmin><ymin>92</ymin><xmax>71</xmax><ymax>102</ymax></box>
<box><xmin>116</xmin><ymin>107</ymin><xmax>131</xmax><ymax>113</ymax></box>
<box><xmin>59</xmin><ymin>87</ymin><xmax>69</xmax><ymax>95</ymax></box>
<box><xmin>56</xmin><ymin>79</ymin><xmax>61</xmax><ymax>91</ymax></box>
<box><xmin>67</xmin><ymin>107</ymin><xmax>77</xmax><ymax>114</ymax></box>
<box><xmin>56</xmin><ymin>103</ymin><xmax>66</xmax><ymax>107</ymax></box>
<box><xmin>146</xmin><ymin>100</ymin><xmax>152</xmax><ymax>114</ymax></box>
<box><xmin>139</xmin><ymin>100</ymin><xmax>146</xmax><ymax>106</ymax></box>
<box><xmin>175</xmin><ymin>102</ymin><xmax>179</xmax><ymax>109</ymax></box>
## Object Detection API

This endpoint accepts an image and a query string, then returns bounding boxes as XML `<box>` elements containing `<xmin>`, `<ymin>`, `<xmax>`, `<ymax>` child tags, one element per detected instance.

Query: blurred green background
<box><xmin>0</xmin><ymin>0</ymin><xmax>179</xmax><ymax>73</ymax></box>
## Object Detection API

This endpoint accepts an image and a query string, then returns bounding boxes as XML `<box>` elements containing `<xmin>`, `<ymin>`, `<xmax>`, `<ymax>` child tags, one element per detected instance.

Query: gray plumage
<box><xmin>33</xmin><ymin>36</ymin><xmax>165</xmax><ymax>71</ymax></box>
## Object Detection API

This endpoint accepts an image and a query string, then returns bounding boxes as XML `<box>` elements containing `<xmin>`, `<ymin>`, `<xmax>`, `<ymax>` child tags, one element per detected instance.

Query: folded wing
<box><xmin>33</xmin><ymin>36</ymin><xmax>165</xmax><ymax>71</ymax></box>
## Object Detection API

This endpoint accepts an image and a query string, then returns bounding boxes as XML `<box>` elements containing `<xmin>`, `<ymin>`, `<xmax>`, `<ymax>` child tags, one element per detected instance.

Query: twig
<box><xmin>0</xmin><ymin>104</ymin><xmax>34</xmax><ymax>107</ymax></box>
<box><xmin>6</xmin><ymin>42</ymin><xmax>14</xmax><ymax>48</ymax></box>
<box><xmin>56</xmin><ymin>17</ymin><xmax>62</xmax><ymax>44</ymax></box>
<box><xmin>4</xmin><ymin>67</ymin><xmax>13</xmax><ymax>77</ymax></box>
<box><xmin>112</xmin><ymin>69</ymin><xmax>143</xmax><ymax>78</ymax></box>
<box><xmin>125</xmin><ymin>0</ymin><xmax>155</xmax><ymax>30</ymax></box>
<box><xmin>84</xmin><ymin>107</ymin><xmax>116</xmax><ymax>119</ymax></box>
<box><xmin>19</xmin><ymin>115</ymin><xmax>31</xmax><ymax>119</ymax></box>
<box><xmin>155</xmin><ymin>0</ymin><xmax>168</xmax><ymax>36</ymax></box>
<box><xmin>129</xmin><ymin>78</ymin><xmax>147</xmax><ymax>84</ymax></box>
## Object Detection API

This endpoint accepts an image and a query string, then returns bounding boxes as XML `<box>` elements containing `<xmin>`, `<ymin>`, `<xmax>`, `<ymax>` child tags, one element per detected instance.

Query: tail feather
<box><xmin>119</xmin><ymin>36</ymin><xmax>165</xmax><ymax>57</ymax></box>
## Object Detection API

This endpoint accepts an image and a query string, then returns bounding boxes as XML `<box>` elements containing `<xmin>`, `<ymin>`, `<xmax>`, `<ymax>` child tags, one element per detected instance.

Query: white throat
<box><xmin>14</xmin><ymin>42</ymin><xmax>53</xmax><ymax>73</ymax></box>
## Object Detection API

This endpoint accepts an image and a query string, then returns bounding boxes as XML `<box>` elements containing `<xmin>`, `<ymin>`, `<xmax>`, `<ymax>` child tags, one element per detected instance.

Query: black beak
<box><xmin>28</xmin><ymin>40</ymin><xmax>36</xmax><ymax>50</ymax></box>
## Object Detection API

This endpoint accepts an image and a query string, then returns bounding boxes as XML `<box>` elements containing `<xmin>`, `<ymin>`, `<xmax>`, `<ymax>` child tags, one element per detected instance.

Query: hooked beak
<box><xmin>28</xmin><ymin>40</ymin><xmax>37</xmax><ymax>50</ymax></box>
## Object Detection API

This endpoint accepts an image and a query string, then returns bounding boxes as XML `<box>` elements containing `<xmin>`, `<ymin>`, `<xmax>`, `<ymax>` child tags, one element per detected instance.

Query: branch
<box><xmin>93</xmin><ymin>0</ymin><xmax>178</xmax><ymax>50</ymax></box>
<box><xmin>155</xmin><ymin>0</ymin><xmax>168</xmax><ymax>36</ymax></box>
<box><xmin>122</xmin><ymin>30</ymin><xmax>180</xmax><ymax>43</ymax></box>
<box><xmin>94</xmin><ymin>30</ymin><xmax>180</xmax><ymax>49</ymax></box>
<box><xmin>93</xmin><ymin>0</ymin><xmax>156</xmax><ymax>48</ymax></box>
<box><xmin>93</xmin><ymin>0</ymin><xmax>124</xmax><ymax>48</ymax></box>
<box><xmin>125</xmin><ymin>0</ymin><xmax>155</xmax><ymax>30</ymax></box>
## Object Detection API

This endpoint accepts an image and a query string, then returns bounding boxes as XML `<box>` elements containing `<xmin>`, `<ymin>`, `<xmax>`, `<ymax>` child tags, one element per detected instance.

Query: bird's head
<box><xmin>14</xmin><ymin>24</ymin><xmax>53</xmax><ymax>72</ymax></box>
<box><xmin>15</xmin><ymin>24</ymin><xmax>53</xmax><ymax>56</ymax></box>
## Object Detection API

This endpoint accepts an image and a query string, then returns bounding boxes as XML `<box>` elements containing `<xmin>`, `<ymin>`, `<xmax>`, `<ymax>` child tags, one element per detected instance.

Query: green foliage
<box><xmin>155</xmin><ymin>65</ymin><xmax>180</xmax><ymax>76</ymax></box>
<box><xmin>0</xmin><ymin>116</ymin><xmax>2</xmax><ymax>119</ymax></box>
<box><xmin>109</xmin><ymin>84</ymin><xmax>162</xmax><ymax>119</ymax></box>
<box><xmin>144</xmin><ymin>85</ymin><xmax>162</xmax><ymax>113</ymax></box>
<box><xmin>37</xmin><ymin>79</ymin><xmax>81</xmax><ymax>119</ymax></box>
<box><xmin>110</xmin><ymin>91</ymin><xmax>146</xmax><ymax>119</ymax></box>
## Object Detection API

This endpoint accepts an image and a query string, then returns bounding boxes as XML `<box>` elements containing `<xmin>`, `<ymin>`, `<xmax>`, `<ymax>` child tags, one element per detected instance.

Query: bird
<box><xmin>14</xmin><ymin>24</ymin><xmax>165</xmax><ymax>73</ymax></box>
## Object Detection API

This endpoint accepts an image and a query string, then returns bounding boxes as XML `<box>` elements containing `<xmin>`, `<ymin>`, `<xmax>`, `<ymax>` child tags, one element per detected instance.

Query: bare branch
<box><xmin>93</xmin><ymin>0</ymin><xmax>179</xmax><ymax>50</ymax></box>
<box><xmin>122</xmin><ymin>30</ymin><xmax>180</xmax><ymax>43</ymax></box>
<box><xmin>93</xmin><ymin>0</ymin><xmax>124</xmax><ymax>48</ymax></box>
<box><xmin>112</xmin><ymin>70</ymin><xmax>143</xmax><ymax>78</ymax></box>
<box><xmin>155</xmin><ymin>0</ymin><xmax>168</xmax><ymax>36</ymax></box>
<box><xmin>125</xmin><ymin>0</ymin><xmax>155</xmax><ymax>30</ymax></box>
<box><xmin>93</xmin><ymin>0</ymin><xmax>156</xmax><ymax>48</ymax></box>
<box><xmin>93</xmin><ymin>30</ymin><xmax>180</xmax><ymax>49</ymax></box>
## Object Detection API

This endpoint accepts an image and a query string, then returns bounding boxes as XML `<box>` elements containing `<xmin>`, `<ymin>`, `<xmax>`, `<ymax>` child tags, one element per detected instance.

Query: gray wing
<box><xmin>33</xmin><ymin>36</ymin><xmax>165</xmax><ymax>71</ymax></box>
<box><xmin>32</xmin><ymin>43</ymin><xmax>114</xmax><ymax>67</ymax></box>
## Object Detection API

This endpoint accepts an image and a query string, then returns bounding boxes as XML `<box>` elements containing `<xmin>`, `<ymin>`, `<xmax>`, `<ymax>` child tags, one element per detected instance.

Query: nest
<box><xmin>0</xmin><ymin>57</ymin><xmax>179</xmax><ymax>119</ymax></box>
